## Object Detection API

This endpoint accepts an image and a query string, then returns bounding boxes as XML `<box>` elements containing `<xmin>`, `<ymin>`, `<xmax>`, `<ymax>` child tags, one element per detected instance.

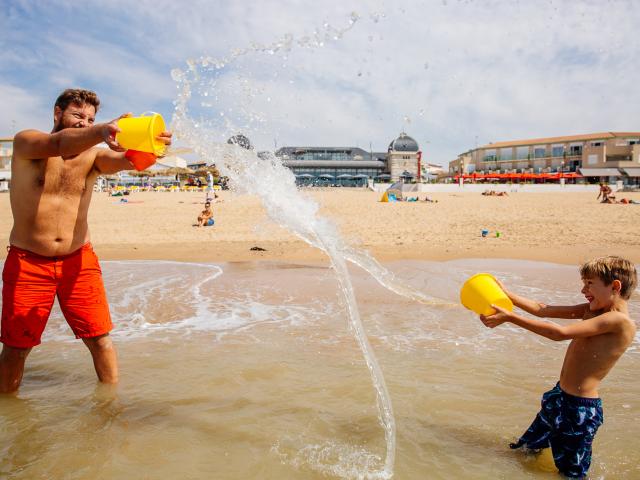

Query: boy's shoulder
<box><xmin>600</xmin><ymin>308</ymin><xmax>635</xmax><ymax>334</ymax></box>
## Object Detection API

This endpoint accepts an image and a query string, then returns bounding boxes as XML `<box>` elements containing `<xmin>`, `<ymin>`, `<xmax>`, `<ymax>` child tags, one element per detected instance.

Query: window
<box><xmin>591</xmin><ymin>142</ymin><xmax>603</xmax><ymax>147</ymax></box>
<box><xmin>551</xmin><ymin>144</ymin><xmax>564</xmax><ymax>157</ymax></box>
<box><xmin>534</xmin><ymin>147</ymin><xmax>546</xmax><ymax>158</ymax></box>
<box><xmin>516</xmin><ymin>146</ymin><xmax>529</xmax><ymax>160</ymax></box>
<box><xmin>569</xmin><ymin>143</ymin><xmax>583</xmax><ymax>156</ymax></box>
<box><xmin>499</xmin><ymin>148</ymin><xmax>512</xmax><ymax>161</ymax></box>
<box><xmin>483</xmin><ymin>149</ymin><xmax>497</xmax><ymax>161</ymax></box>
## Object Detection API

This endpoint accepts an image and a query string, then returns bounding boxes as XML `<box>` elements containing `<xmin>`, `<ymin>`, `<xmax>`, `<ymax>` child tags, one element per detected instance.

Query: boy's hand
<box><xmin>480</xmin><ymin>305</ymin><xmax>515</xmax><ymax>328</ymax></box>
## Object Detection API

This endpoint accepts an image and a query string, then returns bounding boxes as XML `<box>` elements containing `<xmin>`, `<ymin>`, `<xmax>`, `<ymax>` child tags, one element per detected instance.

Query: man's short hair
<box><xmin>55</xmin><ymin>88</ymin><xmax>100</xmax><ymax>113</ymax></box>
<box><xmin>580</xmin><ymin>256</ymin><xmax>638</xmax><ymax>300</ymax></box>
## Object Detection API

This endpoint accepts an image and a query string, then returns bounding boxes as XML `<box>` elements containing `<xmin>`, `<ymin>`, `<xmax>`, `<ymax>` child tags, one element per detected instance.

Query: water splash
<box><xmin>170</xmin><ymin>12</ymin><xmax>448</xmax><ymax>479</ymax></box>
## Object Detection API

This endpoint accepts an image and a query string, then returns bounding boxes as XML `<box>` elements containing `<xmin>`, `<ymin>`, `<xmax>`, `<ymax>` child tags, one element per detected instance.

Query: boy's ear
<box><xmin>612</xmin><ymin>279</ymin><xmax>622</xmax><ymax>294</ymax></box>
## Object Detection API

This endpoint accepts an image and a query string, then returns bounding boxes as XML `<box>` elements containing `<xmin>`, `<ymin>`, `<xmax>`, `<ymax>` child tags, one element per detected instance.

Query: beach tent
<box><xmin>380</xmin><ymin>191</ymin><xmax>398</xmax><ymax>202</ymax></box>
<box><xmin>386</xmin><ymin>181</ymin><xmax>404</xmax><ymax>200</ymax></box>
<box><xmin>380</xmin><ymin>181</ymin><xmax>404</xmax><ymax>202</ymax></box>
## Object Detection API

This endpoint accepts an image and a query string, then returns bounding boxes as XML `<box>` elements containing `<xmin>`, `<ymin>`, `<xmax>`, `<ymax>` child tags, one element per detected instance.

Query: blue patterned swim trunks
<box><xmin>510</xmin><ymin>383</ymin><xmax>603</xmax><ymax>478</ymax></box>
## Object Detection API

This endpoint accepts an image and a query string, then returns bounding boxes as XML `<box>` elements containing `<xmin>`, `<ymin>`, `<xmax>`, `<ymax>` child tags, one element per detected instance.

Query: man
<box><xmin>0</xmin><ymin>88</ymin><xmax>172</xmax><ymax>393</ymax></box>
<box><xmin>196</xmin><ymin>201</ymin><xmax>213</xmax><ymax>227</ymax></box>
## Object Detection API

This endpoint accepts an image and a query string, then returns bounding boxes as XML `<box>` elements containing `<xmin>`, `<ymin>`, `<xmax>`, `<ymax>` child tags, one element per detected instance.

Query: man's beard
<box><xmin>52</xmin><ymin>120</ymin><xmax>67</xmax><ymax>133</ymax></box>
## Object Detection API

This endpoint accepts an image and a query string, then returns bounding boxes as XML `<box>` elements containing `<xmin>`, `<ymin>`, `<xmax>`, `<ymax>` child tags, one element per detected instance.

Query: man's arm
<box><xmin>480</xmin><ymin>306</ymin><xmax>625</xmax><ymax>341</ymax></box>
<box><xmin>496</xmin><ymin>279</ymin><xmax>587</xmax><ymax>319</ymax></box>
<box><xmin>93</xmin><ymin>148</ymin><xmax>134</xmax><ymax>174</ymax></box>
<box><xmin>13</xmin><ymin>120</ymin><xmax>121</xmax><ymax>160</ymax></box>
<box><xmin>94</xmin><ymin>130</ymin><xmax>172</xmax><ymax>174</ymax></box>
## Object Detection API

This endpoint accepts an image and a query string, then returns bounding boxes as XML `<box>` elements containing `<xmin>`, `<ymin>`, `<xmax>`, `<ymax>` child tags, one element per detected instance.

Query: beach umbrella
<box><xmin>296</xmin><ymin>173</ymin><xmax>314</xmax><ymax>178</ymax></box>
<box><xmin>337</xmin><ymin>174</ymin><xmax>353</xmax><ymax>179</ymax></box>
<box><xmin>157</xmin><ymin>166</ymin><xmax>195</xmax><ymax>175</ymax></box>
<box><xmin>317</xmin><ymin>174</ymin><xmax>334</xmax><ymax>179</ymax></box>
<box><xmin>195</xmin><ymin>166</ymin><xmax>221</xmax><ymax>177</ymax></box>
<box><xmin>127</xmin><ymin>169</ymin><xmax>156</xmax><ymax>177</ymax></box>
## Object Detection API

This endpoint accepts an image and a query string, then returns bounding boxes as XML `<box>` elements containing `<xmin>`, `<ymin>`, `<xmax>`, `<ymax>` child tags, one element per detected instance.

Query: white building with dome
<box><xmin>387</xmin><ymin>132</ymin><xmax>420</xmax><ymax>182</ymax></box>
<box><xmin>274</xmin><ymin>132</ymin><xmax>423</xmax><ymax>186</ymax></box>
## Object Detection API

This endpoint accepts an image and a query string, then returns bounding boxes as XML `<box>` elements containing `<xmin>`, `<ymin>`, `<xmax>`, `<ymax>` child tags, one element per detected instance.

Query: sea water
<box><xmin>0</xmin><ymin>260</ymin><xmax>638</xmax><ymax>479</ymax></box>
<box><xmin>168</xmin><ymin>14</ymin><xmax>425</xmax><ymax>478</ymax></box>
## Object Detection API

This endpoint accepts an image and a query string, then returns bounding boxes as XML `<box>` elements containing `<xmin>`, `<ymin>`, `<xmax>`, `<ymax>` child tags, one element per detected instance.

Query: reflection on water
<box><xmin>0</xmin><ymin>259</ymin><xmax>638</xmax><ymax>479</ymax></box>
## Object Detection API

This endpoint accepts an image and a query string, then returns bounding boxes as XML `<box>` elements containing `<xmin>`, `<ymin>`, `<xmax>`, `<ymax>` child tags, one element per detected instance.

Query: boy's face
<box><xmin>581</xmin><ymin>275</ymin><xmax>620</xmax><ymax>311</ymax></box>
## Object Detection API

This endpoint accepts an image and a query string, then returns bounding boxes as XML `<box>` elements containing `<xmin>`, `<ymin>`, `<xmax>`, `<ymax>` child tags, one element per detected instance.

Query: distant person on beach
<box><xmin>0</xmin><ymin>88</ymin><xmax>172</xmax><ymax>394</ymax></box>
<box><xmin>483</xmin><ymin>190</ymin><xmax>507</xmax><ymax>196</ymax></box>
<box><xmin>597</xmin><ymin>183</ymin><xmax>614</xmax><ymax>203</ymax></box>
<box><xmin>479</xmin><ymin>256</ymin><xmax>637</xmax><ymax>478</ymax></box>
<box><xmin>197</xmin><ymin>201</ymin><xmax>213</xmax><ymax>227</ymax></box>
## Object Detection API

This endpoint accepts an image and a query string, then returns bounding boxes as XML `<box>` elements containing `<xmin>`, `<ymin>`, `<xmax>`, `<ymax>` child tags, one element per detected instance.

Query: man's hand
<box><xmin>479</xmin><ymin>304</ymin><xmax>515</xmax><ymax>328</ymax></box>
<box><xmin>98</xmin><ymin>113</ymin><xmax>132</xmax><ymax>152</ymax></box>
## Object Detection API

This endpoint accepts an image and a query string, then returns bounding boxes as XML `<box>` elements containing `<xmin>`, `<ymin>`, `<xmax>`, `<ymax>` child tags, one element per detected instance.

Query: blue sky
<box><xmin>1</xmin><ymin>0</ymin><xmax>638</xmax><ymax>165</ymax></box>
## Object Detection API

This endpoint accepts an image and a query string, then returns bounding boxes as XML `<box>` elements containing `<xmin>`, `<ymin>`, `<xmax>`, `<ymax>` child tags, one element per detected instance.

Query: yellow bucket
<box><xmin>116</xmin><ymin>112</ymin><xmax>166</xmax><ymax>155</ymax></box>
<box><xmin>460</xmin><ymin>273</ymin><xmax>513</xmax><ymax>315</ymax></box>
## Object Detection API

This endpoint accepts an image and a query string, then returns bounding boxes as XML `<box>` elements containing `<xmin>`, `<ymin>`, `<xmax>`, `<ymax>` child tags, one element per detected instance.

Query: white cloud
<box><xmin>2</xmin><ymin>0</ymin><xmax>639</xmax><ymax>165</ymax></box>
<box><xmin>0</xmin><ymin>83</ymin><xmax>51</xmax><ymax>134</ymax></box>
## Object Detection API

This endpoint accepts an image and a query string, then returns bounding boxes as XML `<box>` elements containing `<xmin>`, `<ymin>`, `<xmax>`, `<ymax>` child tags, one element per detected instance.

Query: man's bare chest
<box><xmin>34</xmin><ymin>157</ymin><xmax>93</xmax><ymax>196</ymax></box>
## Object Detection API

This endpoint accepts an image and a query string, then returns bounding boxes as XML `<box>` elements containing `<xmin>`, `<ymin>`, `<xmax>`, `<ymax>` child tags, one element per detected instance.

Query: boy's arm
<box><xmin>480</xmin><ymin>305</ymin><xmax>626</xmax><ymax>341</ymax></box>
<box><xmin>497</xmin><ymin>279</ymin><xmax>587</xmax><ymax>319</ymax></box>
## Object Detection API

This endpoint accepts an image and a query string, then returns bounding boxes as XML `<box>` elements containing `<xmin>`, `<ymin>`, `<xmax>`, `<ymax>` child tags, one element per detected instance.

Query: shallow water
<box><xmin>1</xmin><ymin>259</ymin><xmax>639</xmax><ymax>479</ymax></box>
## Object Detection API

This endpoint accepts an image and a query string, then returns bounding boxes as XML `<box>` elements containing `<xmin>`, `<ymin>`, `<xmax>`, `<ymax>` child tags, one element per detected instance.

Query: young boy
<box><xmin>480</xmin><ymin>256</ymin><xmax>637</xmax><ymax>478</ymax></box>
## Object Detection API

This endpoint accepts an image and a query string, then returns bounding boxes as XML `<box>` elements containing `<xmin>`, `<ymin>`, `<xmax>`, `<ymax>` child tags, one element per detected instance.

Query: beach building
<box><xmin>0</xmin><ymin>137</ymin><xmax>13</xmax><ymax>191</ymax></box>
<box><xmin>448</xmin><ymin>132</ymin><xmax>640</xmax><ymax>186</ymax></box>
<box><xmin>276</xmin><ymin>146</ymin><xmax>386</xmax><ymax>186</ymax></box>
<box><xmin>276</xmin><ymin>132</ymin><xmax>425</xmax><ymax>186</ymax></box>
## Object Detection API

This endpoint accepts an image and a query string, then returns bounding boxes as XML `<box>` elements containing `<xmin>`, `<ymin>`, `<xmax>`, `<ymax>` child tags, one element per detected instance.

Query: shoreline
<box><xmin>90</xmin><ymin>241</ymin><xmax>640</xmax><ymax>266</ymax></box>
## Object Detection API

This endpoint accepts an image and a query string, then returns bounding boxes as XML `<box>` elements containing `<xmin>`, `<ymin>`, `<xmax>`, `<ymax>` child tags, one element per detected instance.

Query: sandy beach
<box><xmin>1</xmin><ymin>189</ymin><xmax>638</xmax><ymax>264</ymax></box>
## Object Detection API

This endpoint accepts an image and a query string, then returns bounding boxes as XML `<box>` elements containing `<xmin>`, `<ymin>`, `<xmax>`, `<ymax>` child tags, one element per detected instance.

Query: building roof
<box><xmin>480</xmin><ymin>132</ymin><xmax>640</xmax><ymax>149</ymax></box>
<box><xmin>275</xmin><ymin>146</ymin><xmax>386</xmax><ymax>161</ymax></box>
<box><xmin>388</xmin><ymin>132</ymin><xmax>419</xmax><ymax>152</ymax></box>
<box><xmin>283</xmin><ymin>160</ymin><xmax>385</xmax><ymax>168</ymax></box>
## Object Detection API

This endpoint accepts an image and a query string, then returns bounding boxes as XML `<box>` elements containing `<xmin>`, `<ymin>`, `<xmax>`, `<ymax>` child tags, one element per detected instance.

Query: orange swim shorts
<box><xmin>1</xmin><ymin>244</ymin><xmax>112</xmax><ymax>348</ymax></box>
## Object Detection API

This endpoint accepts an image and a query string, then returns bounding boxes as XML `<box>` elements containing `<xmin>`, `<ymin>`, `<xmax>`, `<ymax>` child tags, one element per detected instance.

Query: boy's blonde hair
<box><xmin>580</xmin><ymin>256</ymin><xmax>638</xmax><ymax>300</ymax></box>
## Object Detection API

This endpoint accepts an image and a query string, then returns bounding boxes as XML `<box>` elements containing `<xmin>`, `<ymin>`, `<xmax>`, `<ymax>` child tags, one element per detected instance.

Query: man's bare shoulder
<box><xmin>13</xmin><ymin>129</ymin><xmax>51</xmax><ymax>155</ymax></box>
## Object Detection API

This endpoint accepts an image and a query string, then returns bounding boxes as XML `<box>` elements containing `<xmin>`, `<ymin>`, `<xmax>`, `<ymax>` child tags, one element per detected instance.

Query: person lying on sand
<box><xmin>479</xmin><ymin>256</ymin><xmax>637</xmax><ymax>478</ymax></box>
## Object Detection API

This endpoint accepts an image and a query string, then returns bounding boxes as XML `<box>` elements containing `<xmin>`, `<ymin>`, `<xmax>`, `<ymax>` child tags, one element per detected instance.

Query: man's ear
<box><xmin>612</xmin><ymin>279</ymin><xmax>622</xmax><ymax>295</ymax></box>
<box><xmin>53</xmin><ymin>106</ymin><xmax>62</xmax><ymax>125</ymax></box>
